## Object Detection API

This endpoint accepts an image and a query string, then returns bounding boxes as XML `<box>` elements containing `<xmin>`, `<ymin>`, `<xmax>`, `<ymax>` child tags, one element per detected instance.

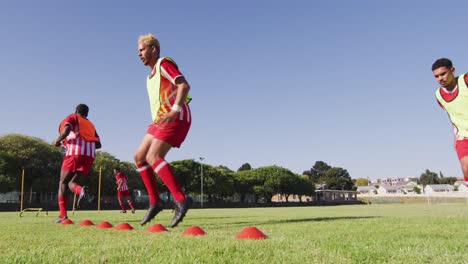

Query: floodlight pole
<box><xmin>199</xmin><ymin>157</ymin><xmax>205</xmax><ymax>208</ymax></box>
<box><xmin>20</xmin><ymin>168</ymin><xmax>25</xmax><ymax>212</ymax></box>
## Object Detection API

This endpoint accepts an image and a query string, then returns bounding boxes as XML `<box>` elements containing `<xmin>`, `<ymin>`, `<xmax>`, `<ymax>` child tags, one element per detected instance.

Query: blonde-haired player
<box><xmin>135</xmin><ymin>34</ymin><xmax>192</xmax><ymax>227</ymax></box>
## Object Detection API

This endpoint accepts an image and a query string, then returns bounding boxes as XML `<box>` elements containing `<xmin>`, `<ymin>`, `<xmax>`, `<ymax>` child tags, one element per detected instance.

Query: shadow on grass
<box><xmin>203</xmin><ymin>216</ymin><xmax>381</xmax><ymax>228</ymax></box>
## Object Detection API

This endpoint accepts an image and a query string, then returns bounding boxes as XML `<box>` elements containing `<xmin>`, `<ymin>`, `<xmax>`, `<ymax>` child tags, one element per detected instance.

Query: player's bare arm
<box><xmin>55</xmin><ymin>125</ymin><xmax>71</xmax><ymax>146</ymax></box>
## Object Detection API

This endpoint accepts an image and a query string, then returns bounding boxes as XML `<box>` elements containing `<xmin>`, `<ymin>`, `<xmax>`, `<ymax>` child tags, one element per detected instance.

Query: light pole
<box><xmin>199</xmin><ymin>157</ymin><xmax>205</xmax><ymax>208</ymax></box>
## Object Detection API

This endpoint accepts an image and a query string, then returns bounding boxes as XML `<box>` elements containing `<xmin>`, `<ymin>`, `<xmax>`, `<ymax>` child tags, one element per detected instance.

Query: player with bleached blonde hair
<box><xmin>135</xmin><ymin>34</ymin><xmax>192</xmax><ymax>227</ymax></box>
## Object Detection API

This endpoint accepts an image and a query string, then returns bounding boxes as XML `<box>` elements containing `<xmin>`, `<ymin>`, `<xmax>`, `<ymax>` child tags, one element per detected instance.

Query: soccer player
<box><xmin>135</xmin><ymin>33</ymin><xmax>192</xmax><ymax>227</ymax></box>
<box><xmin>432</xmin><ymin>58</ymin><xmax>468</xmax><ymax>184</ymax></box>
<box><xmin>54</xmin><ymin>104</ymin><xmax>101</xmax><ymax>223</ymax></box>
<box><xmin>114</xmin><ymin>167</ymin><xmax>136</xmax><ymax>213</ymax></box>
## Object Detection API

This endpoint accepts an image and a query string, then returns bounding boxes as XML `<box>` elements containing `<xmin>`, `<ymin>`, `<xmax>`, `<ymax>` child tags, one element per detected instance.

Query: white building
<box><xmin>424</xmin><ymin>184</ymin><xmax>454</xmax><ymax>193</ymax></box>
<box><xmin>454</xmin><ymin>181</ymin><xmax>468</xmax><ymax>192</ymax></box>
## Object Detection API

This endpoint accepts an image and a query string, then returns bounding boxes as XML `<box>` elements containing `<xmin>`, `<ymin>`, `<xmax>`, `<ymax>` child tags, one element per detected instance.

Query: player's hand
<box><xmin>54</xmin><ymin>140</ymin><xmax>62</xmax><ymax>147</ymax></box>
<box><xmin>157</xmin><ymin>111</ymin><xmax>178</xmax><ymax>124</ymax></box>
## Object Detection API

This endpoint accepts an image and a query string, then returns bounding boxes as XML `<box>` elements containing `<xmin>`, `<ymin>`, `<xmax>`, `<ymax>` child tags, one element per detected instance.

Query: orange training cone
<box><xmin>115</xmin><ymin>222</ymin><xmax>134</xmax><ymax>231</ymax></box>
<box><xmin>60</xmin><ymin>219</ymin><xmax>74</xmax><ymax>225</ymax></box>
<box><xmin>79</xmin><ymin>220</ymin><xmax>95</xmax><ymax>226</ymax></box>
<box><xmin>96</xmin><ymin>221</ymin><xmax>113</xmax><ymax>229</ymax></box>
<box><xmin>147</xmin><ymin>223</ymin><xmax>168</xmax><ymax>233</ymax></box>
<box><xmin>182</xmin><ymin>226</ymin><xmax>206</xmax><ymax>236</ymax></box>
<box><xmin>236</xmin><ymin>227</ymin><xmax>268</xmax><ymax>240</ymax></box>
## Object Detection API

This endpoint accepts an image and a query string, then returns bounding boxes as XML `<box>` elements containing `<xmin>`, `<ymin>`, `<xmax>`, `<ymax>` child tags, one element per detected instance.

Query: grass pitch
<box><xmin>1</xmin><ymin>203</ymin><xmax>467</xmax><ymax>263</ymax></box>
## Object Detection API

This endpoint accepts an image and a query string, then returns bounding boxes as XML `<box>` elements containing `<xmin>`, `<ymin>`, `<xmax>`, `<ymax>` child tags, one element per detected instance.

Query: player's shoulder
<box><xmin>63</xmin><ymin>113</ymin><xmax>78</xmax><ymax>124</ymax></box>
<box><xmin>161</xmin><ymin>58</ymin><xmax>178</xmax><ymax>68</ymax></box>
<box><xmin>463</xmin><ymin>73</ymin><xmax>468</xmax><ymax>85</ymax></box>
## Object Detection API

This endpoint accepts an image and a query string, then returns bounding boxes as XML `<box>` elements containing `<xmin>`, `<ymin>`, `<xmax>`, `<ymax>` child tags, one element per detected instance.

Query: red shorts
<box><xmin>147</xmin><ymin>119</ymin><xmax>191</xmax><ymax>148</ymax></box>
<box><xmin>118</xmin><ymin>190</ymin><xmax>130</xmax><ymax>198</ymax></box>
<box><xmin>61</xmin><ymin>155</ymin><xmax>95</xmax><ymax>176</ymax></box>
<box><xmin>455</xmin><ymin>138</ymin><xmax>468</xmax><ymax>159</ymax></box>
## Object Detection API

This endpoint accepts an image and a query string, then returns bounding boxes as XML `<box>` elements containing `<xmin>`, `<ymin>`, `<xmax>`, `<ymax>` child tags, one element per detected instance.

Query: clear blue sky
<box><xmin>1</xmin><ymin>1</ymin><xmax>467</xmax><ymax>179</ymax></box>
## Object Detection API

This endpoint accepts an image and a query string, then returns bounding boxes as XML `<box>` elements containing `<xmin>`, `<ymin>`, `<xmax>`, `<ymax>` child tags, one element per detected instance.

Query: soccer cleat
<box><xmin>131</xmin><ymin>208</ymin><xmax>135</xmax><ymax>214</ymax></box>
<box><xmin>170</xmin><ymin>197</ymin><xmax>192</xmax><ymax>228</ymax></box>
<box><xmin>76</xmin><ymin>186</ymin><xmax>88</xmax><ymax>208</ymax></box>
<box><xmin>54</xmin><ymin>216</ymin><xmax>68</xmax><ymax>224</ymax></box>
<box><xmin>120</xmin><ymin>210</ymin><xmax>127</xmax><ymax>213</ymax></box>
<box><xmin>140</xmin><ymin>203</ymin><xmax>163</xmax><ymax>226</ymax></box>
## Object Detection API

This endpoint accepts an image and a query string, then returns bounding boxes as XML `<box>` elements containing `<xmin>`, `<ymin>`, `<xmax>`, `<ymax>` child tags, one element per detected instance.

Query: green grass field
<box><xmin>1</xmin><ymin>203</ymin><xmax>467</xmax><ymax>263</ymax></box>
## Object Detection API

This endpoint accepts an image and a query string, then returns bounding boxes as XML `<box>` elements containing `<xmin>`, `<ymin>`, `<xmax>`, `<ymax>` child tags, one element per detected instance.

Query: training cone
<box><xmin>236</xmin><ymin>227</ymin><xmax>268</xmax><ymax>240</ymax></box>
<box><xmin>147</xmin><ymin>223</ymin><xmax>168</xmax><ymax>233</ymax></box>
<box><xmin>60</xmin><ymin>219</ymin><xmax>74</xmax><ymax>225</ymax></box>
<box><xmin>79</xmin><ymin>220</ymin><xmax>95</xmax><ymax>226</ymax></box>
<box><xmin>115</xmin><ymin>222</ymin><xmax>134</xmax><ymax>231</ymax></box>
<box><xmin>96</xmin><ymin>221</ymin><xmax>113</xmax><ymax>229</ymax></box>
<box><xmin>182</xmin><ymin>226</ymin><xmax>206</xmax><ymax>236</ymax></box>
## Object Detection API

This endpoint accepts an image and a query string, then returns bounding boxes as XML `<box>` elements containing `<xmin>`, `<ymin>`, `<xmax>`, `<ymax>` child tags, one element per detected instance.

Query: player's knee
<box><xmin>145</xmin><ymin>153</ymin><xmax>153</xmax><ymax>164</ymax></box>
<box><xmin>462</xmin><ymin>165</ymin><xmax>468</xmax><ymax>177</ymax></box>
<box><xmin>134</xmin><ymin>152</ymin><xmax>145</xmax><ymax>164</ymax></box>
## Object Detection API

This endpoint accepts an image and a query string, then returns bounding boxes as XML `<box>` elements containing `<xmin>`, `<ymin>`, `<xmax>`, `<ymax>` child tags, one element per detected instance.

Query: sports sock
<box><xmin>58</xmin><ymin>196</ymin><xmax>67</xmax><ymax>218</ymax></box>
<box><xmin>152</xmin><ymin>158</ymin><xmax>185</xmax><ymax>202</ymax></box>
<box><xmin>137</xmin><ymin>162</ymin><xmax>160</xmax><ymax>204</ymax></box>
<box><xmin>119</xmin><ymin>202</ymin><xmax>126</xmax><ymax>211</ymax></box>
<box><xmin>128</xmin><ymin>201</ymin><xmax>135</xmax><ymax>210</ymax></box>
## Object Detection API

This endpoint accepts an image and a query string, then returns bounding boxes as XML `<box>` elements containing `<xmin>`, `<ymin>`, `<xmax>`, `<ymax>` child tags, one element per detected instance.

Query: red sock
<box><xmin>58</xmin><ymin>196</ymin><xmax>67</xmax><ymax>218</ymax></box>
<box><xmin>74</xmin><ymin>185</ymin><xmax>82</xmax><ymax>195</ymax></box>
<box><xmin>464</xmin><ymin>176</ymin><xmax>468</xmax><ymax>182</ymax></box>
<box><xmin>128</xmin><ymin>201</ymin><xmax>135</xmax><ymax>210</ymax></box>
<box><xmin>152</xmin><ymin>158</ymin><xmax>185</xmax><ymax>202</ymax></box>
<box><xmin>137</xmin><ymin>162</ymin><xmax>160</xmax><ymax>204</ymax></box>
<box><xmin>119</xmin><ymin>202</ymin><xmax>126</xmax><ymax>211</ymax></box>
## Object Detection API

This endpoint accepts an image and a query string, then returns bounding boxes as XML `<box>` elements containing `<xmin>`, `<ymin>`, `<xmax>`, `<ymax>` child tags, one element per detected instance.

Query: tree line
<box><xmin>1</xmin><ymin>133</ymin><xmax>357</xmax><ymax>203</ymax></box>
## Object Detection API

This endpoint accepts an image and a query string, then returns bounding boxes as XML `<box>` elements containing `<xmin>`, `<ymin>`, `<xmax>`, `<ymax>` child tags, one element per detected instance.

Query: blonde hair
<box><xmin>138</xmin><ymin>33</ymin><xmax>160</xmax><ymax>54</ymax></box>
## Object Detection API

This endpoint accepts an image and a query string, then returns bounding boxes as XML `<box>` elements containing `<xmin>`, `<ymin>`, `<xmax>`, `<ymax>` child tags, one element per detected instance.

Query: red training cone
<box><xmin>60</xmin><ymin>219</ymin><xmax>74</xmax><ymax>225</ymax></box>
<box><xmin>236</xmin><ymin>226</ymin><xmax>268</xmax><ymax>240</ymax></box>
<box><xmin>115</xmin><ymin>222</ymin><xmax>134</xmax><ymax>231</ymax></box>
<box><xmin>147</xmin><ymin>223</ymin><xmax>168</xmax><ymax>233</ymax></box>
<box><xmin>79</xmin><ymin>220</ymin><xmax>95</xmax><ymax>226</ymax></box>
<box><xmin>182</xmin><ymin>226</ymin><xmax>206</xmax><ymax>236</ymax></box>
<box><xmin>96</xmin><ymin>221</ymin><xmax>113</xmax><ymax>229</ymax></box>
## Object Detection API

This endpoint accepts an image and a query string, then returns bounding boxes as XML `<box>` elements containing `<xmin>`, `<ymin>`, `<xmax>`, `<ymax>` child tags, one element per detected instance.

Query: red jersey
<box><xmin>59</xmin><ymin>114</ymin><xmax>100</xmax><ymax>157</ymax></box>
<box><xmin>116</xmin><ymin>173</ymin><xmax>129</xmax><ymax>192</ymax></box>
<box><xmin>148</xmin><ymin>59</ymin><xmax>187</xmax><ymax>116</ymax></box>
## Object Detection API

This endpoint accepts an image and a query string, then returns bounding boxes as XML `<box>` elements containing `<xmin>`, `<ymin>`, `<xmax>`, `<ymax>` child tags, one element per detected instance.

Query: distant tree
<box><xmin>355</xmin><ymin>178</ymin><xmax>370</xmax><ymax>186</ymax></box>
<box><xmin>201</xmin><ymin>165</ymin><xmax>235</xmax><ymax>202</ymax></box>
<box><xmin>439</xmin><ymin>177</ymin><xmax>457</xmax><ymax>185</ymax></box>
<box><xmin>439</xmin><ymin>171</ymin><xmax>444</xmax><ymax>178</ymax></box>
<box><xmin>233</xmin><ymin>169</ymin><xmax>257</xmax><ymax>202</ymax></box>
<box><xmin>418</xmin><ymin>169</ymin><xmax>440</xmax><ymax>186</ymax></box>
<box><xmin>237</xmin><ymin>163</ymin><xmax>252</xmax><ymax>172</ymax></box>
<box><xmin>413</xmin><ymin>186</ymin><xmax>421</xmax><ymax>194</ymax></box>
<box><xmin>171</xmin><ymin>159</ymin><xmax>201</xmax><ymax>193</ymax></box>
<box><xmin>217</xmin><ymin>165</ymin><xmax>233</xmax><ymax>172</ymax></box>
<box><xmin>290</xmin><ymin>175</ymin><xmax>315</xmax><ymax>202</ymax></box>
<box><xmin>304</xmin><ymin>161</ymin><xmax>331</xmax><ymax>184</ymax></box>
<box><xmin>88</xmin><ymin>151</ymin><xmax>121</xmax><ymax>196</ymax></box>
<box><xmin>319</xmin><ymin>167</ymin><xmax>354</xmax><ymax>190</ymax></box>
<box><xmin>0</xmin><ymin>134</ymin><xmax>62</xmax><ymax>194</ymax></box>
<box><xmin>172</xmin><ymin>160</ymin><xmax>235</xmax><ymax>202</ymax></box>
